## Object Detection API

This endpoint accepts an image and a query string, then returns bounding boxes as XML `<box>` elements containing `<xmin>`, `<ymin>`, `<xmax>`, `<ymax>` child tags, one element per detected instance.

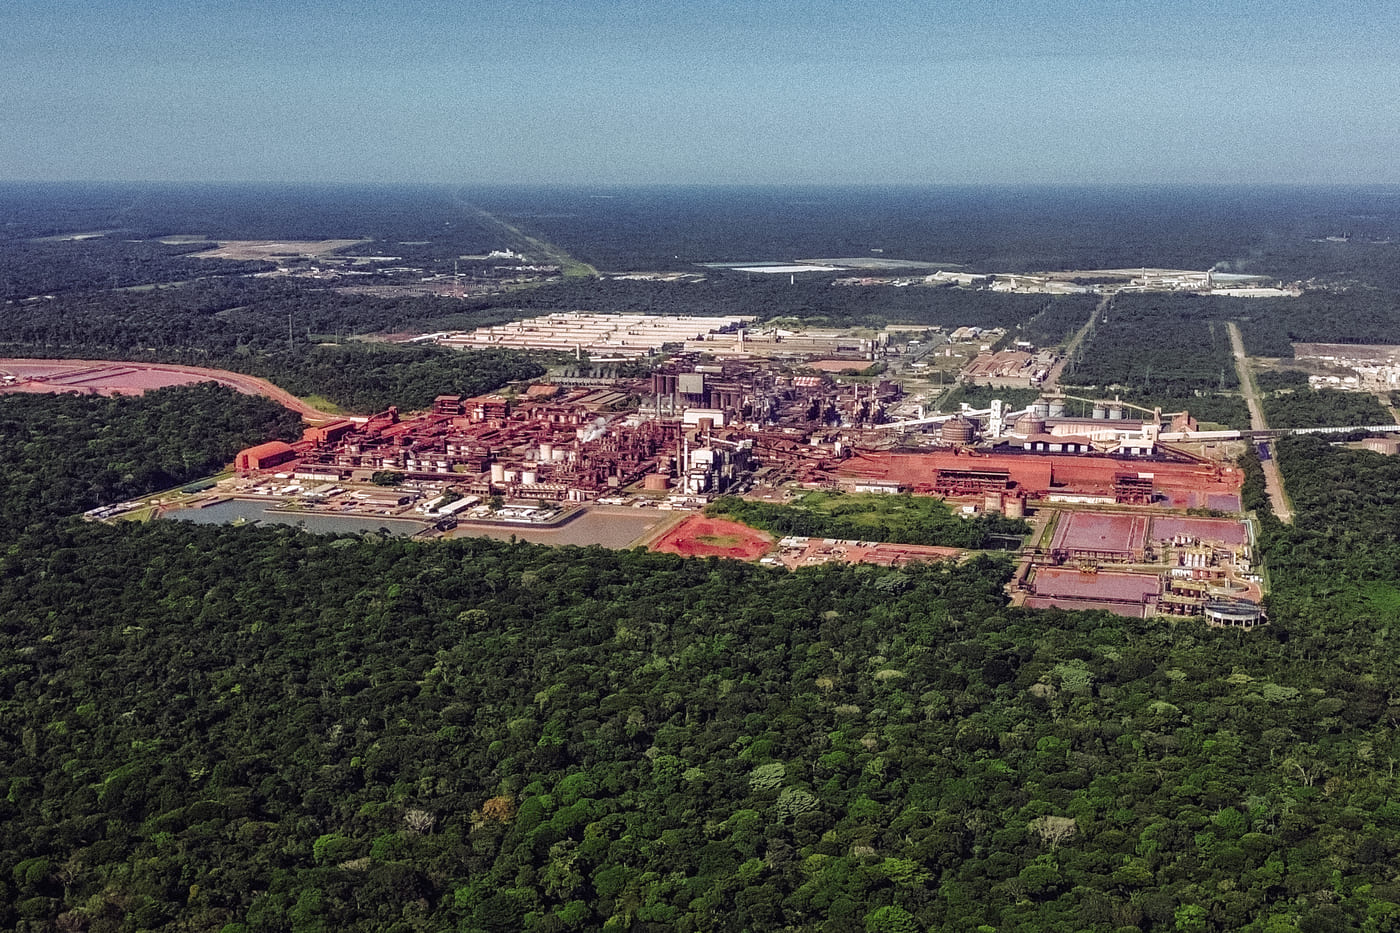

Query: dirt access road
<box><xmin>1225</xmin><ymin>323</ymin><xmax>1293</xmax><ymax>523</ymax></box>
<box><xmin>0</xmin><ymin>359</ymin><xmax>343</xmax><ymax>422</ymax></box>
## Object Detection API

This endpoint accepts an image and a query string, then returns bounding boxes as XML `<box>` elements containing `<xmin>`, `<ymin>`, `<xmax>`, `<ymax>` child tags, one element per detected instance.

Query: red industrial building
<box><xmin>837</xmin><ymin>449</ymin><xmax>1241</xmax><ymax>508</ymax></box>
<box><xmin>235</xmin><ymin>441</ymin><xmax>298</xmax><ymax>472</ymax></box>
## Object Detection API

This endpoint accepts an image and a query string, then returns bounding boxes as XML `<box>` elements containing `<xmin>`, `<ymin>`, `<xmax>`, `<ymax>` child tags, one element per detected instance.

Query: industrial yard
<box><xmin>43</xmin><ymin>306</ymin><xmax>1369</xmax><ymax>626</ymax></box>
<box><xmin>130</xmin><ymin>329</ymin><xmax>1274</xmax><ymax>624</ymax></box>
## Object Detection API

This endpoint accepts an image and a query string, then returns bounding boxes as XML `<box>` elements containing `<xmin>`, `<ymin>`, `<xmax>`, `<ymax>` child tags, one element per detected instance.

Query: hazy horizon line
<box><xmin>5</xmin><ymin>178</ymin><xmax>1400</xmax><ymax>191</ymax></box>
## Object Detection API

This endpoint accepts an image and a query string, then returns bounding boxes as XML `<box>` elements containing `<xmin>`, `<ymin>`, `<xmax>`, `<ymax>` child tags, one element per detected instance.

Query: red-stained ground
<box><xmin>652</xmin><ymin>515</ymin><xmax>774</xmax><ymax>560</ymax></box>
<box><xmin>1051</xmin><ymin>511</ymin><xmax>1150</xmax><ymax>555</ymax></box>
<box><xmin>1149</xmin><ymin>516</ymin><xmax>1248</xmax><ymax>546</ymax></box>
<box><xmin>839</xmin><ymin>449</ymin><xmax>1242</xmax><ymax>506</ymax></box>
<box><xmin>1024</xmin><ymin>596</ymin><xmax>1148</xmax><ymax>619</ymax></box>
<box><xmin>0</xmin><ymin>359</ymin><xmax>338</xmax><ymax>421</ymax></box>
<box><xmin>1031</xmin><ymin>567</ymin><xmax>1162</xmax><ymax>602</ymax></box>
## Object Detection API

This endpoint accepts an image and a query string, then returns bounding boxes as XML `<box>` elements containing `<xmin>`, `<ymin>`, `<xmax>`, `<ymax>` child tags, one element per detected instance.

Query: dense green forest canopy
<box><xmin>236</xmin><ymin>344</ymin><xmax>547</xmax><ymax>414</ymax></box>
<box><xmin>1236</xmin><ymin>290</ymin><xmax>1400</xmax><ymax>356</ymax></box>
<box><xmin>1115</xmin><ymin>390</ymin><xmax>1250</xmax><ymax>432</ymax></box>
<box><xmin>706</xmin><ymin>492</ymin><xmax>1029</xmax><ymax>549</ymax></box>
<box><xmin>0</xmin><ymin>373</ymin><xmax>1399</xmax><ymax>931</ymax></box>
<box><xmin>0</xmin><ymin>277</ymin><xmax>547</xmax><ymax>412</ymax></box>
<box><xmin>1262</xmin><ymin>435</ymin><xmax>1400</xmax><ymax>607</ymax></box>
<box><xmin>0</xmin><ymin>384</ymin><xmax>300</xmax><ymax>530</ymax></box>
<box><xmin>6</xmin><ymin>186</ymin><xmax>1400</xmax><ymax>931</ymax></box>
<box><xmin>0</xmin><ymin>239</ymin><xmax>271</xmax><ymax>299</ymax></box>
<box><xmin>1063</xmin><ymin>294</ymin><xmax>1237</xmax><ymax>395</ymax></box>
<box><xmin>0</xmin><ymin>278</ymin><xmax>521</xmax><ymax>356</ymax></box>
<box><xmin>1261</xmin><ymin>389</ymin><xmax>1393</xmax><ymax>430</ymax></box>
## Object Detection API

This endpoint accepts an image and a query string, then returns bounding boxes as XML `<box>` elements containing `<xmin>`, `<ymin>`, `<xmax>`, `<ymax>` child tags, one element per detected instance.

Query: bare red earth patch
<box><xmin>652</xmin><ymin>515</ymin><xmax>774</xmax><ymax>560</ymax></box>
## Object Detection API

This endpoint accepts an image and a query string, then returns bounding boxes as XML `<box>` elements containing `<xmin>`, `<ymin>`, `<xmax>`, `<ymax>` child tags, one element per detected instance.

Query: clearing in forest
<box><xmin>189</xmin><ymin>239</ymin><xmax>367</xmax><ymax>260</ymax></box>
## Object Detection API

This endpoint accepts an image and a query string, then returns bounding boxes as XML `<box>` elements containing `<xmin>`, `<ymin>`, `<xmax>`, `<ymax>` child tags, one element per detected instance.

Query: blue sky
<box><xmin>3</xmin><ymin>0</ymin><xmax>1398</xmax><ymax>184</ymax></box>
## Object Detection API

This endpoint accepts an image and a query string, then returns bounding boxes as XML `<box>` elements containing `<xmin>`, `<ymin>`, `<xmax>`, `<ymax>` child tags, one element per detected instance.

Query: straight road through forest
<box><xmin>1043</xmin><ymin>294</ymin><xmax>1108</xmax><ymax>391</ymax></box>
<box><xmin>1226</xmin><ymin>322</ymin><xmax>1293</xmax><ymax>523</ymax></box>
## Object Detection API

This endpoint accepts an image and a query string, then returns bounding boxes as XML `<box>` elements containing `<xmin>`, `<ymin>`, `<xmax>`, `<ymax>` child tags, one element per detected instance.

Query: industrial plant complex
<box><xmin>156</xmin><ymin>315</ymin><xmax>1278</xmax><ymax>628</ymax></box>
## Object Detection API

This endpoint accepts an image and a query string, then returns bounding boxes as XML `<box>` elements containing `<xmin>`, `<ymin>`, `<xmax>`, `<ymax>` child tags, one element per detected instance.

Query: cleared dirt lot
<box><xmin>188</xmin><ymin>239</ymin><xmax>366</xmax><ymax>260</ymax></box>
<box><xmin>0</xmin><ymin>359</ymin><xmax>337</xmax><ymax>420</ymax></box>
<box><xmin>651</xmin><ymin>515</ymin><xmax>774</xmax><ymax>560</ymax></box>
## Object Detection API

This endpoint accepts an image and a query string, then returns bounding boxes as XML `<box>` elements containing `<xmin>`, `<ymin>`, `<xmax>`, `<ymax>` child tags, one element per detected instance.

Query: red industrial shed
<box><xmin>235</xmin><ymin>441</ymin><xmax>297</xmax><ymax>472</ymax></box>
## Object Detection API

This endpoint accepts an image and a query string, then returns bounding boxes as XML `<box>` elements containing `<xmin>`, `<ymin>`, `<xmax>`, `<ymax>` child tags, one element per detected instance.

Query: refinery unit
<box><xmin>245</xmin><ymin>389</ymin><xmax>756</xmax><ymax>504</ymax></box>
<box><xmin>229</xmin><ymin>354</ymin><xmax>1240</xmax><ymax>521</ymax></box>
<box><xmin>219</xmin><ymin>353</ymin><xmax>1266</xmax><ymax>624</ymax></box>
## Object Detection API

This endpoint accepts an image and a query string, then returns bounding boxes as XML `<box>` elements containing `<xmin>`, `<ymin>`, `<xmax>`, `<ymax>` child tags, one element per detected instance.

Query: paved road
<box><xmin>1225</xmin><ymin>323</ymin><xmax>1293</xmax><ymax>522</ymax></box>
<box><xmin>0</xmin><ymin>358</ymin><xmax>345</xmax><ymax>422</ymax></box>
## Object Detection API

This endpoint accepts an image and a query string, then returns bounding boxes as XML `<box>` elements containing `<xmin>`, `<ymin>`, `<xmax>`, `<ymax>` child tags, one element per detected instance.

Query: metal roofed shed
<box><xmin>235</xmin><ymin>441</ymin><xmax>298</xmax><ymax>472</ymax></box>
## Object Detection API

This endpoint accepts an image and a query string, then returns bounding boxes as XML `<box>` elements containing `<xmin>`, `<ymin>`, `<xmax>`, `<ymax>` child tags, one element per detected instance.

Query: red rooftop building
<box><xmin>235</xmin><ymin>441</ymin><xmax>298</xmax><ymax>472</ymax></box>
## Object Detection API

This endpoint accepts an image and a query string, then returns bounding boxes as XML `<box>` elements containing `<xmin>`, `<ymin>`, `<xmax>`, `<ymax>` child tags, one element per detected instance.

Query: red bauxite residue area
<box><xmin>652</xmin><ymin>515</ymin><xmax>774</xmax><ymax>560</ymax></box>
<box><xmin>1051</xmin><ymin>511</ymin><xmax>1149</xmax><ymax>554</ymax></box>
<box><xmin>1031</xmin><ymin>567</ymin><xmax>1162</xmax><ymax>602</ymax></box>
<box><xmin>0</xmin><ymin>359</ymin><xmax>332</xmax><ymax>420</ymax></box>
<box><xmin>1150</xmin><ymin>516</ymin><xmax>1248</xmax><ymax>546</ymax></box>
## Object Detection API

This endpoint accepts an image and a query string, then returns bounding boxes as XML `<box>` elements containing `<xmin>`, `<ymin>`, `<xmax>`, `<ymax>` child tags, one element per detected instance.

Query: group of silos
<box><xmin>487</xmin><ymin>440</ymin><xmax>576</xmax><ymax>489</ymax></box>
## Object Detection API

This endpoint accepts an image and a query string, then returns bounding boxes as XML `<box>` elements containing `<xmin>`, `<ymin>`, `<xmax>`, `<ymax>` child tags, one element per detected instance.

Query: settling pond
<box><xmin>447</xmin><ymin>508</ymin><xmax>669</xmax><ymax>549</ymax></box>
<box><xmin>165</xmin><ymin>499</ymin><xmax>428</xmax><ymax>537</ymax></box>
<box><xmin>164</xmin><ymin>500</ymin><xmax>671</xmax><ymax>549</ymax></box>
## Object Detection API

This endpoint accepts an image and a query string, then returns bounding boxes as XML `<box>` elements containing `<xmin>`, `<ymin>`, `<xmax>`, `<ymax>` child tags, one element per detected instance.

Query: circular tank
<box><xmin>490</xmin><ymin>463</ymin><xmax>506</xmax><ymax>484</ymax></box>
<box><xmin>1005</xmin><ymin>496</ymin><xmax>1025</xmax><ymax>519</ymax></box>
<box><xmin>983</xmin><ymin>491</ymin><xmax>1004</xmax><ymax>513</ymax></box>
<box><xmin>521</xmin><ymin>470</ymin><xmax>537</xmax><ymax>485</ymax></box>
<box><xmin>1091</xmin><ymin>404</ymin><xmax>1107</xmax><ymax>419</ymax></box>
<box><xmin>1031</xmin><ymin>400</ymin><xmax>1051</xmax><ymax>419</ymax></box>
<box><xmin>1108</xmin><ymin>404</ymin><xmax>1125</xmax><ymax>420</ymax></box>
<box><xmin>1047</xmin><ymin>398</ymin><xmax>1066</xmax><ymax>418</ymax></box>
<box><xmin>540</xmin><ymin>442</ymin><xmax>554</xmax><ymax>461</ymax></box>
<box><xmin>1015</xmin><ymin>414</ymin><xmax>1045</xmax><ymax>435</ymax></box>
<box><xmin>942</xmin><ymin>415</ymin><xmax>976</xmax><ymax>445</ymax></box>
<box><xmin>643</xmin><ymin>473</ymin><xmax>671</xmax><ymax>491</ymax></box>
<box><xmin>1205</xmin><ymin>599</ymin><xmax>1264</xmax><ymax>626</ymax></box>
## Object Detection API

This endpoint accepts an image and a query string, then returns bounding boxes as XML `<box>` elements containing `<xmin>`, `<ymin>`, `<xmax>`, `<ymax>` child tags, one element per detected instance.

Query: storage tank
<box><xmin>502</xmin><ymin>469</ymin><xmax>518</xmax><ymax>483</ymax></box>
<box><xmin>1015</xmin><ymin>414</ymin><xmax>1045</xmax><ymax>435</ymax></box>
<box><xmin>983</xmin><ymin>491</ymin><xmax>1004</xmax><ymax>514</ymax></box>
<box><xmin>942</xmin><ymin>415</ymin><xmax>976</xmax><ymax>445</ymax></box>
<box><xmin>1091</xmin><ymin>403</ymin><xmax>1107</xmax><ymax>419</ymax></box>
<box><xmin>1047</xmin><ymin>398</ymin><xmax>1066</xmax><ymax>418</ymax></box>
<box><xmin>490</xmin><ymin>463</ymin><xmax>506</xmax><ymax>484</ymax></box>
<box><xmin>521</xmin><ymin>469</ymin><xmax>537</xmax><ymax>485</ymax></box>
<box><xmin>1031</xmin><ymin>399</ymin><xmax>1051</xmax><ymax>419</ymax></box>
<box><xmin>1108</xmin><ymin>404</ymin><xmax>1125</xmax><ymax>420</ymax></box>
<box><xmin>1005</xmin><ymin>495</ymin><xmax>1026</xmax><ymax>519</ymax></box>
<box><xmin>540</xmin><ymin>442</ymin><xmax>554</xmax><ymax>461</ymax></box>
<box><xmin>643</xmin><ymin>473</ymin><xmax>671</xmax><ymax>491</ymax></box>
